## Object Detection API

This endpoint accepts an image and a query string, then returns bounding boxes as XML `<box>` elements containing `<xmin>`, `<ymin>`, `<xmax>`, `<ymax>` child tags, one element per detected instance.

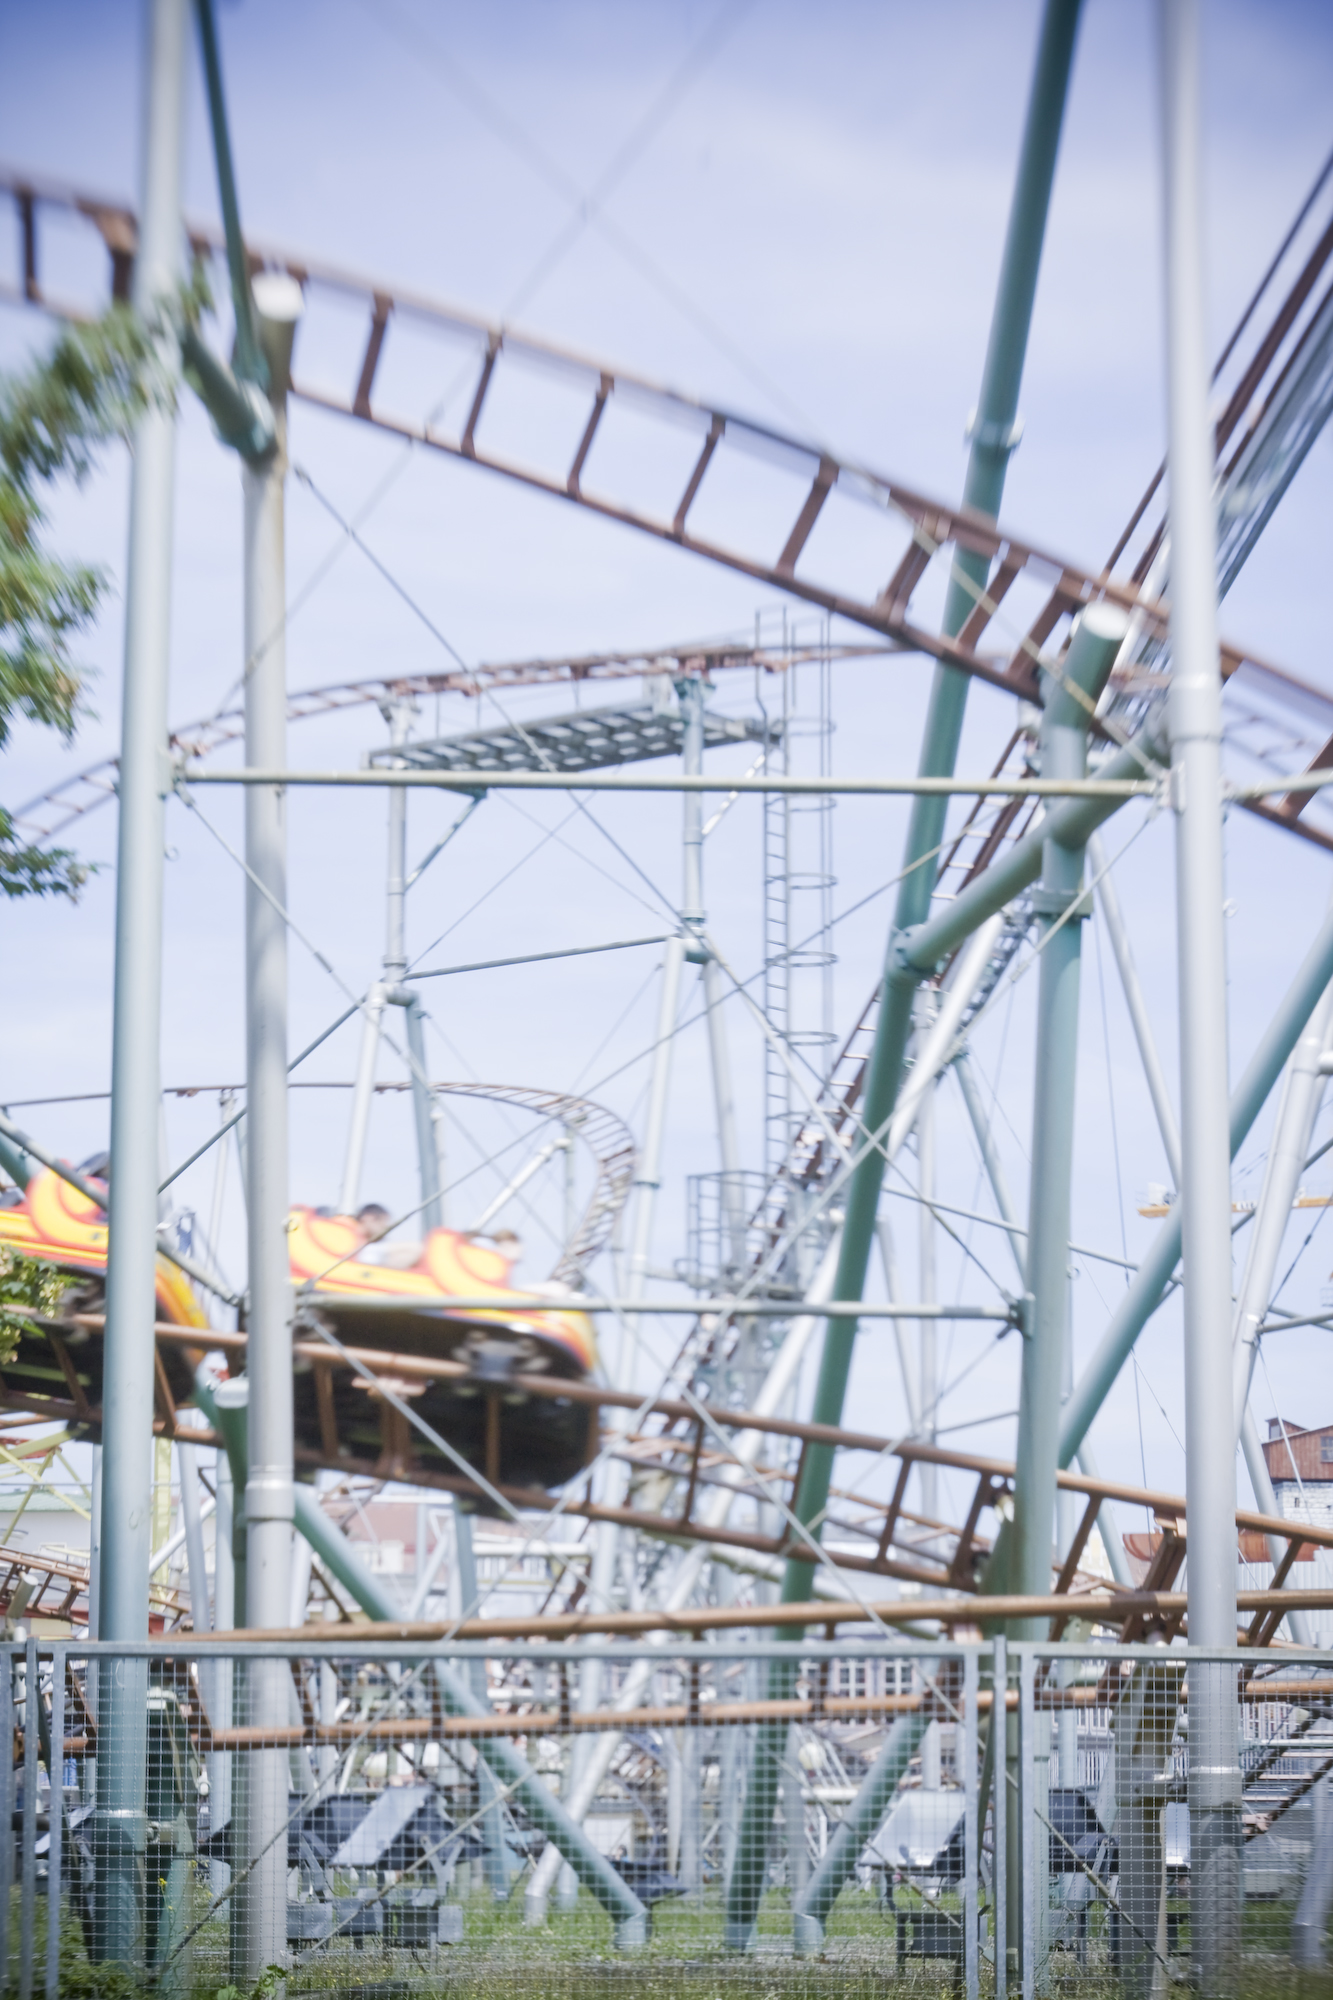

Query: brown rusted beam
<box><xmin>949</xmin><ymin>1473</ymin><xmax>994</xmax><ymax>1590</ymax></box>
<box><xmin>956</xmin><ymin>556</ymin><xmax>1022</xmax><ymax>652</ymax></box>
<box><xmin>1048</xmin><ymin>1492</ymin><xmax>1105</xmax><ymax>1642</ymax></box>
<box><xmin>189</xmin><ymin>1583</ymin><xmax>1333</xmax><ymax>1648</ymax></box>
<box><xmin>46</xmin><ymin>1333</ymin><xmax>92</xmax><ymax>1423</ymax></box>
<box><xmin>567</xmin><ymin>374</ymin><xmax>610</xmax><ymax>497</ymax></box>
<box><xmin>460</xmin><ymin>333</ymin><xmax>499</xmax><ymax>456</ymax></box>
<box><xmin>876</xmin><ymin>1458</ymin><xmax>913</xmax><ymax>1566</ymax></box>
<box><xmin>671</xmin><ymin>413</ymin><xmax>723</xmax><ymax>537</ymax></box>
<box><xmin>776</xmin><ymin>456</ymin><xmax>837</xmax><ymax>576</ymax></box>
<box><xmin>352</xmin><ymin>292</ymin><xmax>391</xmax><ymax>418</ymax></box>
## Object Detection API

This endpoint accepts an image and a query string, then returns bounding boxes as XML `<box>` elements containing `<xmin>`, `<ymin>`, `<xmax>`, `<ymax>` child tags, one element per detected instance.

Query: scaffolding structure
<box><xmin>6</xmin><ymin>0</ymin><xmax>1333</xmax><ymax>1990</ymax></box>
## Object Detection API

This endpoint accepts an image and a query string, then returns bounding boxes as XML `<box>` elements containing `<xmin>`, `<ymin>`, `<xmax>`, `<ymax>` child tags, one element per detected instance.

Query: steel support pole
<box><xmin>1160</xmin><ymin>5</ymin><xmax>1241</xmax><ymax>1987</ymax></box>
<box><xmin>917</xmin><ymin>1044</ymin><xmax>939</xmax><ymax>1533</ymax></box>
<box><xmin>452</xmin><ymin>1503</ymin><xmax>513</xmax><ymax>1899</ymax></box>
<box><xmin>724</xmin><ymin>6</ymin><xmax>1083</xmax><ymax>1946</ymax></box>
<box><xmin>679</xmin><ymin>676</ymin><xmax>746</xmax><ymax>1268</ymax></box>
<box><xmin>1231</xmin><ymin>979</ymin><xmax>1333</xmax><ymax>1430</ymax></box>
<box><xmin>340</xmin><ymin>982</ymin><xmax>386</xmax><ymax>1213</ymax></box>
<box><xmin>954</xmin><ymin>1043</ymin><xmax>1026</xmax><ymax>1281</ymax></box>
<box><xmin>93</xmin><ymin>0</ymin><xmax>186</xmax><ymax>1968</ymax></box>
<box><xmin>1088</xmin><ymin>832</ymin><xmax>1182</xmax><ymax>1187</ymax></box>
<box><xmin>1009</xmin><ymin>610</ymin><xmax>1126</xmax><ymax>1633</ymax></box>
<box><xmin>239</xmin><ymin>273</ymin><xmax>302</xmax><ymax>1982</ymax></box>
<box><xmin>404</xmin><ymin>995</ymin><xmax>444</xmax><ymax>1230</ymax></box>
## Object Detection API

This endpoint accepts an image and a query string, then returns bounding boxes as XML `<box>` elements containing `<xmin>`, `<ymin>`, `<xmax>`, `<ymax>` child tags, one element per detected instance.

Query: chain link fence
<box><xmin>4</xmin><ymin>1636</ymin><xmax>1331</xmax><ymax>1996</ymax></box>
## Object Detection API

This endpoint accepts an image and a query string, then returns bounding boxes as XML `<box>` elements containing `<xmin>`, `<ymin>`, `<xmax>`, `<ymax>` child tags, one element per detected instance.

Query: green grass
<box><xmin>25</xmin><ymin>1880</ymin><xmax>1333</xmax><ymax>2000</ymax></box>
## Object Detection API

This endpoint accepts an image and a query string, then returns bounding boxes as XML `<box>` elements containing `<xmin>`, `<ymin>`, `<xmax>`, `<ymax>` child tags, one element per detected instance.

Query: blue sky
<box><xmin>2</xmin><ymin>0</ymin><xmax>1333</xmax><ymax>1536</ymax></box>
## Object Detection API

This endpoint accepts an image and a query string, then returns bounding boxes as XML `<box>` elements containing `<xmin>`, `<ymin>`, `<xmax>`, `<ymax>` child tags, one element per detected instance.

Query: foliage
<box><xmin>0</xmin><ymin>1242</ymin><xmax>68</xmax><ymax>1364</ymax></box>
<box><xmin>0</xmin><ymin>306</ymin><xmax>169</xmax><ymax>898</ymax></box>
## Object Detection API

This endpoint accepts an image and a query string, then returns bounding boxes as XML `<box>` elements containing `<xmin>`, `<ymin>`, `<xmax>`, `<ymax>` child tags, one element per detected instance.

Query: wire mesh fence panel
<box><xmin>5</xmin><ymin>1637</ymin><xmax>1333</xmax><ymax>1996</ymax></box>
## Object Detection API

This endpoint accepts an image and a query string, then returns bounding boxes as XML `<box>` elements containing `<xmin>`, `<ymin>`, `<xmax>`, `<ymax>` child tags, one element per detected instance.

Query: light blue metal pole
<box><xmin>1160</xmin><ymin>5</ymin><xmax>1241</xmax><ymax>1987</ymax></box>
<box><xmin>451</xmin><ymin>1505</ymin><xmax>514</xmax><ymax>1899</ymax></box>
<box><xmin>726</xmin><ymin>0</ymin><xmax>1086</xmax><ymax>1949</ymax></box>
<box><xmin>238</xmin><ymin>273</ymin><xmax>302</xmax><ymax>1983</ymax></box>
<box><xmin>93</xmin><ymin>0</ymin><xmax>186</xmax><ymax>1968</ymax></box>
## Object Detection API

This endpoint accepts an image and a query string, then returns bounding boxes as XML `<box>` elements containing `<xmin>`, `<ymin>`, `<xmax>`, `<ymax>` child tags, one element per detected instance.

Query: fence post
<box><xmin>964</xmin><ymin>1647</ymin><xmax>979</xmax><ymax>2000</ymax></box>
<box><xmin>0</xmin><ymin>1650</ymin><xmax>12</xmax><ymax>1991</ymax></box>
<box><xmin>19</xmin><ymin>1637</ymin><xmax>38</xmax><ymax>2000</ymax></box>
<box><xmin>45</xmin><ymin>1649</ymin><xmax>64</xmax><ymax>2000</ymax></box>
<box><xmin>993</xmin><ymin>1634</ymin><xmax>1007</xmax><ymax>2000</ymax></box>
<box><xmin>1019</xmin><ymin>1649</ymin><xmax>1036</xmax><ymax>2000</ymax></box>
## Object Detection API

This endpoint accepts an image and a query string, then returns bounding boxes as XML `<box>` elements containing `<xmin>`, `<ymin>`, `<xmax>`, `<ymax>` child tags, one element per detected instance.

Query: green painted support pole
<box><xmin>0</xmin><ymin>1135</ymin><xmax>30</xmax><ymax>1191</ymax></box>
<box><xmin>792</xmin><ymin>1701</ymin><xmax>931</xmax><ymax>1953</ymax></box>
<box><xmin>191</xmin><ymin>0</ymin><xmax>266</xmax><ymax>389</ymax></box>
<box><xmin>1059</xmin><ymin>878</ymin><xmax>1333</xmax><ymax>1470</ymax></box>
<box><xmin>1008</xmin><ymin>608</ymin><xmax>1127</xmax><ymax>1632</ymax></box>
<box><xmin>725</xmin><ymin>0</ymin><xmax>1086</xmax><ymax>1950</ymax></box>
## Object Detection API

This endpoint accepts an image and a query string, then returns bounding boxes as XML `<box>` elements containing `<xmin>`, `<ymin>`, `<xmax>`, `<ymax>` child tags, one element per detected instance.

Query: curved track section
<box><xmin>430</xmin><ymin>1080</ymin><xmax>635</xmax><ymax>1288</ymax></box>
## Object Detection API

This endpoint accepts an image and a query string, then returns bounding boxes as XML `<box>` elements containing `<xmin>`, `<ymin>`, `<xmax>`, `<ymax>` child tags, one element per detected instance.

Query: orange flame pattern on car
<box><xmin>0</xmin><ymin>1169</ymin><xmax>207</xmax><ymax>1327</ymax></box>
<box><xmin>287</xmin><ymin>1207</ymin><xmax>596</xmax><ymax>1372</ymax></box>
<box><xmin>0</xmin><ymin>1172</ymin><xmax>595</xmax><ymax>1372</ymax></box>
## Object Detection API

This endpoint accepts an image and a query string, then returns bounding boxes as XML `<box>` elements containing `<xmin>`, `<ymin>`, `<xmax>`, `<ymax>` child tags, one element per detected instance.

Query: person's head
<box><xmin>354</xmin><ymin>1203</ymin><xmax>391</xmax><ymax>1243</ymax></box>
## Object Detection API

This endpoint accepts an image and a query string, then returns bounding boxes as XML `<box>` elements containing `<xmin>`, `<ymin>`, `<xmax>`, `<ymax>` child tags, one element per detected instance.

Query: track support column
<box><xmin>93</xmin><ymin>0</ymin><xmax>186</xmax><ymax>1968</ymax></box>
<box><xmin>1159</xmin><ymin>3</ymin><xmax>1241</xmax><ymax>1990</ymax></box>
<box><xmin>1009</xmin><ymin>607</ymin><xmax>1127</xmax><ymax>1625</ymax></box>
<box><xmin>238</xmin><ymin>273</ymin><xmax>303</xmax><ymax>1982</ymax></box>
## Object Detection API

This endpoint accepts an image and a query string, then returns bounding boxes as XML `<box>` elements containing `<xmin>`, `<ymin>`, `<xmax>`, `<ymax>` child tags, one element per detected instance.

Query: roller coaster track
<box><xmin>12</xmin><ymin>642</ymin><xmax>881</xmax><ymax>843</ymax></box>
<box><xmin>3</xmin><ymin>164</ymin><xmax>1331</xmax><ymax>841</ymax></box>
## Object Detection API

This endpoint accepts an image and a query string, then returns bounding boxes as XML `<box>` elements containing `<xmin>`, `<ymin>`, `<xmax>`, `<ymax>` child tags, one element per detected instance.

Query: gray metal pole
<box><xmin>94</xmin><ymin>0</ymin><xmax>186</xmax><ymax>1968</ymax></box>
<box><xmin>176</xmin><ymin>1420</ymin><xmax>210</xmax><ymax>1634</ymax></box>
<box><xmin>1231</xmin><ymin>981</ymin><xmax>1333</xmax><ymax>1429</ymax></box>
<box><xmin>239</xmin><ymin>271</ymin><xmax>302</xmax><ymax>1981</ymax></box>
<box><xmin>1008</xmin><ymin>609</ymin><xmax>1126</xmax><ymax>1629</ymax></box>
<box><xmin>45</xmin><ymin>1649</ymin><xmax>64</xmax><ymax>2000</ymax></box>
<box><xmin>452</xmin><ymin>1503</ymin><xmax>514</xmax><ymax>1899</ymax></box>
<box><xmin>1160</xmin><ymin>4</ymin><xmax>1241</xmax><ymax>1987</ymax></box>
<box><xmin>405</xmin><ymin>995</ymin><xmax>444</xmax><ymax>1230</ymax></box>
<box><xmin>1088</xmin><ymin>832</ymin><xmax>1182</xmax><ymax>1187</ymax></box>
<box><xmin>19</xmin><ymin>1638</ymin><xmax>37</xmax><ymax>2000</ymax></box>
<box><xmin>953</xmin><ymin>1046</ymin><xmax>1026</xmax><ymax>1281</ymax></box>
<box><xmin>917</xmin><ymin>1048</ymin><xmax>938</xmax><ymax>1524</ymax></box>
<box><xmin>679</xmin><ymin>675</ymin><xmax>746</xmax><ymax>1270</ymax></box>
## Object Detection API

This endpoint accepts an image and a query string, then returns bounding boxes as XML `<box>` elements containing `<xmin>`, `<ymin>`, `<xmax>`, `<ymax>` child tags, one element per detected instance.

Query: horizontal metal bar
<box><xmin>170</xmin><ymin>1585</ymin><xmax>1333</xmax><ymax>1647</ymax></box>
<box><xmin>294</xmin><ymin>1294</ymin><xmax>1011</xmax><ymax>1319</ymax></box>
<box><xmin>19</xmin><ymin>1638</ymin><xmax>980</xmax><ymax>1669</ymax></box>
<box><xmin>20</xmin><ymin>1637</ymin><xmax>1333</xmax><ymax>1675</ymax></box>
<box><xmin>180</xmin><ymin>766</ymin><xmax>1156</xmax><ymax>798</ymax></box>
<box><xmin>1242</xmin><ymin>766</ymin><xmax>1333</xmax><ymax>799</ymax></box>
<box><xmin>411</xmin><ymin>934</ymin><xmax>672</xmax><ymax>979</ymax></box>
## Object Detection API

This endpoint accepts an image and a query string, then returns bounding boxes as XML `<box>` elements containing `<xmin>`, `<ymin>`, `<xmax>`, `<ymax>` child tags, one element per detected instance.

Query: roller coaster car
<box><xmin>287</xmin><ymin>1208</ymin><xmax>598</xmax><ymax>1497</ymax></box>
<box><xmin>0</xmin><ymin>1173</ymin><xmax>598</xmax><ymax>1498</ymax></box>
<box><xmin>0</xmin><ymin>1167</ymin><xmax>209</xmax><ymax>1419</ymax></box>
